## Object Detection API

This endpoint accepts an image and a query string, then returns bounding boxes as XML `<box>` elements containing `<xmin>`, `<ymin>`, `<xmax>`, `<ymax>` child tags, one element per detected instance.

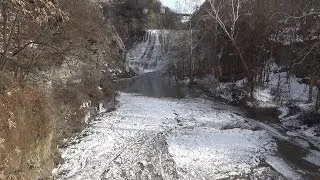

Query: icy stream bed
<box><xmin>54</xmin><ymin>84</ymin><xmax>320</xmax><ymax>179</ymax></box>
<box><xmin>55</xmin><ymin>29</ymin><xmax>320</xmax><ymax>179</ymax></box>
<box><xmin>55</xmin><ymin>93</ymin><xmax>281</xmax><ymax>179</ymax></box>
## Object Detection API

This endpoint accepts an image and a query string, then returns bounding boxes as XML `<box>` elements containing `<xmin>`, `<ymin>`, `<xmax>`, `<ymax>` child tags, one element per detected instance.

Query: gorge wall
<box><xmin>0</xmin><ymin>0</ymin><xmax>124</xmax><ymax>179</ymax></box>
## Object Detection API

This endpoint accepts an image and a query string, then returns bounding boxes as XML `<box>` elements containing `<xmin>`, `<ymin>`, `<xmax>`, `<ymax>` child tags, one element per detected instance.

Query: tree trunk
<box><xmin>250</xmin><ymin>79</ymin><xmax>255</xmax><ymax>99</ymax></box>
<box><xmin>189</xmin><ymin>19</ymin><xmax>194</xmax><ymax>83</ymax></box>
<box><xmin>233</xmin><ymin>43</ymin><xmax>250</xmax><ymax>78</ymax></box>
<box><xmin>309</xmin><ymin>67</ymin><xmax>319</xmax><ymax>103</ymax></box>
<box><xmin>232</xmin><ymin>41</ymin><xmax>254</xmax><ymax>98</ymax></box>
<box><xmin>316</xmin><ymin>86</ymin><xmax>320</xmax><ymax>110</ymax></box>
<box><xmin>309</xmin><ymin>80</ymin><xmax>314</xmax><ymax>103</ymax></box>
<box><xmin>212</xmin><ymin>22</ymin><xmax>218</xmax><ymax>69</ymax></box>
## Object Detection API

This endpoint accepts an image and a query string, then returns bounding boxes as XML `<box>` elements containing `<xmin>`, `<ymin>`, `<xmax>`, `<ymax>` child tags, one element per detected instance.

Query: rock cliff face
<box><xmin>0</xmin><ymin>0</ymin><xmax>182</xmax><ymax>178</ymax></box>
<box><xmin>101</xmin><ymin>0</ymin><xmax>182</xmax><ymax>49</ymax></box>
<box><xmin>0</xmin><ymin>0</ymin><xmax>125</xmax><ymax>179</ymax></box>
<box><xmin>0</xmin><ymin>78</ymin><xmax>55</xmax><ymax>179</ymax></box>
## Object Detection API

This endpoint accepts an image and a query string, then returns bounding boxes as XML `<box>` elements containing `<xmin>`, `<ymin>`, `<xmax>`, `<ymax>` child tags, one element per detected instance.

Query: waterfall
<box><xmin>127</xmin><ymin>29</ymin><xmax>170</xmax><ymax>74</ymax></box>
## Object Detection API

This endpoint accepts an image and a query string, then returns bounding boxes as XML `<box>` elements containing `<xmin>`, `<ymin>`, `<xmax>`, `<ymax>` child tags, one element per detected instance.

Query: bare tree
<box><xmin>206</xmin><ymin>0</ymin><xmax>258</xmax><ymax>97</ymax></box>
<box><xmin>207</xmin><ymin>0</ymin><xmax>250</xmax><ymax>75</ymax></box>
<box><xmin>173</xmin><ymin>0</ymin><xmax>207</xmax><ymax>82</ymax></box>
<box><xmin>0</xmin><ymin>0</ymin><xmax>67</xmax><ymax>79</ymax></box>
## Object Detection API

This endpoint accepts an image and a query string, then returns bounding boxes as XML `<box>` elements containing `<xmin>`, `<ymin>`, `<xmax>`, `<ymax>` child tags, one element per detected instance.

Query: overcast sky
<box><xmin>160</xmin><ymin>0</ymin><xmax>205</xmax><ymax>13</ymax></box>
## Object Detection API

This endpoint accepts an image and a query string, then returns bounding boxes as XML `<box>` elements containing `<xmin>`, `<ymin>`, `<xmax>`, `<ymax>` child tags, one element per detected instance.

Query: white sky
<box><xmin>160</xmin><ymin>0</ymin><xmax>205</xmax><ymax>13</ymax></box>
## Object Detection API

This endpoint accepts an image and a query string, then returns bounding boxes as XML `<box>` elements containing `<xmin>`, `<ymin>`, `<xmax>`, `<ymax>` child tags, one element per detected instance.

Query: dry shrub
<box><xmin>0</xmin><ymin>75</ymin><xmax>54</xmax><ymax>179</ymax></box>
<box><xmin>0</xmin><ymin>85</ymin><xmax>52</xmax><ymax>137</ymax></box>
<box><xmin>52</xmin><ymin>84</ymin><xmax>91</xmax><ymax>140</ymax></box>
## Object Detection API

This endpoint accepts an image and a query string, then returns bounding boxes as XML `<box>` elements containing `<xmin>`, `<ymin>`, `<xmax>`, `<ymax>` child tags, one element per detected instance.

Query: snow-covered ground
<box><xmin>54</xmin><ymin>29</ymin><xmax>320</xmax><ymax>179</ymax></box>
<box><xmin>54</xmin><ymin>93</ymin><xmax>301</xmax><ymax>179</ymax></box>
<box><xmin>254</xmin><ymin>60</ymin><xmax>317</xmax><ymax>107</ymax></box>
<box><xmin>253</xmin><ymin>60</ymin><xmax>320</xmax><ymax>138</ymax></box>
<box><xmin>54</xmin><ymin>90</ymin><xmax>320</xmax><ymax>179</ymax></box>
<box><xmin>205</xmin><ymin>59</ymin><xmax>319</xmax><ymax>137</ymax></box>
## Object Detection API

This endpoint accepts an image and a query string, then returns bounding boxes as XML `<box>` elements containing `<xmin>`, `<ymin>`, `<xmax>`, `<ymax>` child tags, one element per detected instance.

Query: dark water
<box><xmin>116</xmin><ymin>71</ymin><xmax>202</xmax><ymax>98</ymax></box>
<box><xmin>277</xmin><ymin>140</ymin><xmax>320</xmax><ymax>179</ymax></box>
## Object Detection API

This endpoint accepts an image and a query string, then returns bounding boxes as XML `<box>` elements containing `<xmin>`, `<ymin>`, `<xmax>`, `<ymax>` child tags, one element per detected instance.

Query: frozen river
<box><xmin>55</xmin><ymin>91</ymin><xmax>279</xmax><ymax>179</ymax></box>
<box><xmin>55</xmin><ymin>30</ymin><xmax>320</xmax><ymax>180</ymax></box>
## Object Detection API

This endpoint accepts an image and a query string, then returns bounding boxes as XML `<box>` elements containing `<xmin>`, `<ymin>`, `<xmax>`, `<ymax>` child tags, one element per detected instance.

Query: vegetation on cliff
<box><xmin>0</xmin><ymin>0</ymin><xmax>125</xmax><ymax>178</ymax></box>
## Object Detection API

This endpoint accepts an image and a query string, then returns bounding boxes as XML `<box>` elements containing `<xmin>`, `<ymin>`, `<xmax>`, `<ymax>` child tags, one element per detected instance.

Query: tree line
<box><xmin>167</xmin><ymin>0</ymin><xmax>320</xmax><ymax>109</ymax></box>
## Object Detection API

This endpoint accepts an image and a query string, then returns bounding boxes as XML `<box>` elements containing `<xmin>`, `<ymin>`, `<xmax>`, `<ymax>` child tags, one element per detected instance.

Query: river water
<box><xmin>55</xmin><ymin>30</ymin><xmax>320</xmax><ymax>180</ymax></box>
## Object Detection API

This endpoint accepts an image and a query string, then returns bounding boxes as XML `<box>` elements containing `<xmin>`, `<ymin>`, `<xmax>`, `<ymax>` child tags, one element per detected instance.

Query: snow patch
<box><xmin>304</xmin><ymin>150</ymin><xmax>320</xmax><ymax>166</ymax></box>
<box><xmin>265</xmin><ymin>156</ymin><xmax>301</xmax><ymax>180</ymax></box>
<box><xmin>167</xmin><ymin>128</ymin><xmax>276</xmax><ymax>179</ymax></box>
<box><xmin>55</xmin><ymin>93</ymin><xmax>276</xmax><ymax>179</ymax></box>
<box><xmin>254</xmin><ymin>59</ymin><xmax>317</xmax><ymax>108</ymax></box>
